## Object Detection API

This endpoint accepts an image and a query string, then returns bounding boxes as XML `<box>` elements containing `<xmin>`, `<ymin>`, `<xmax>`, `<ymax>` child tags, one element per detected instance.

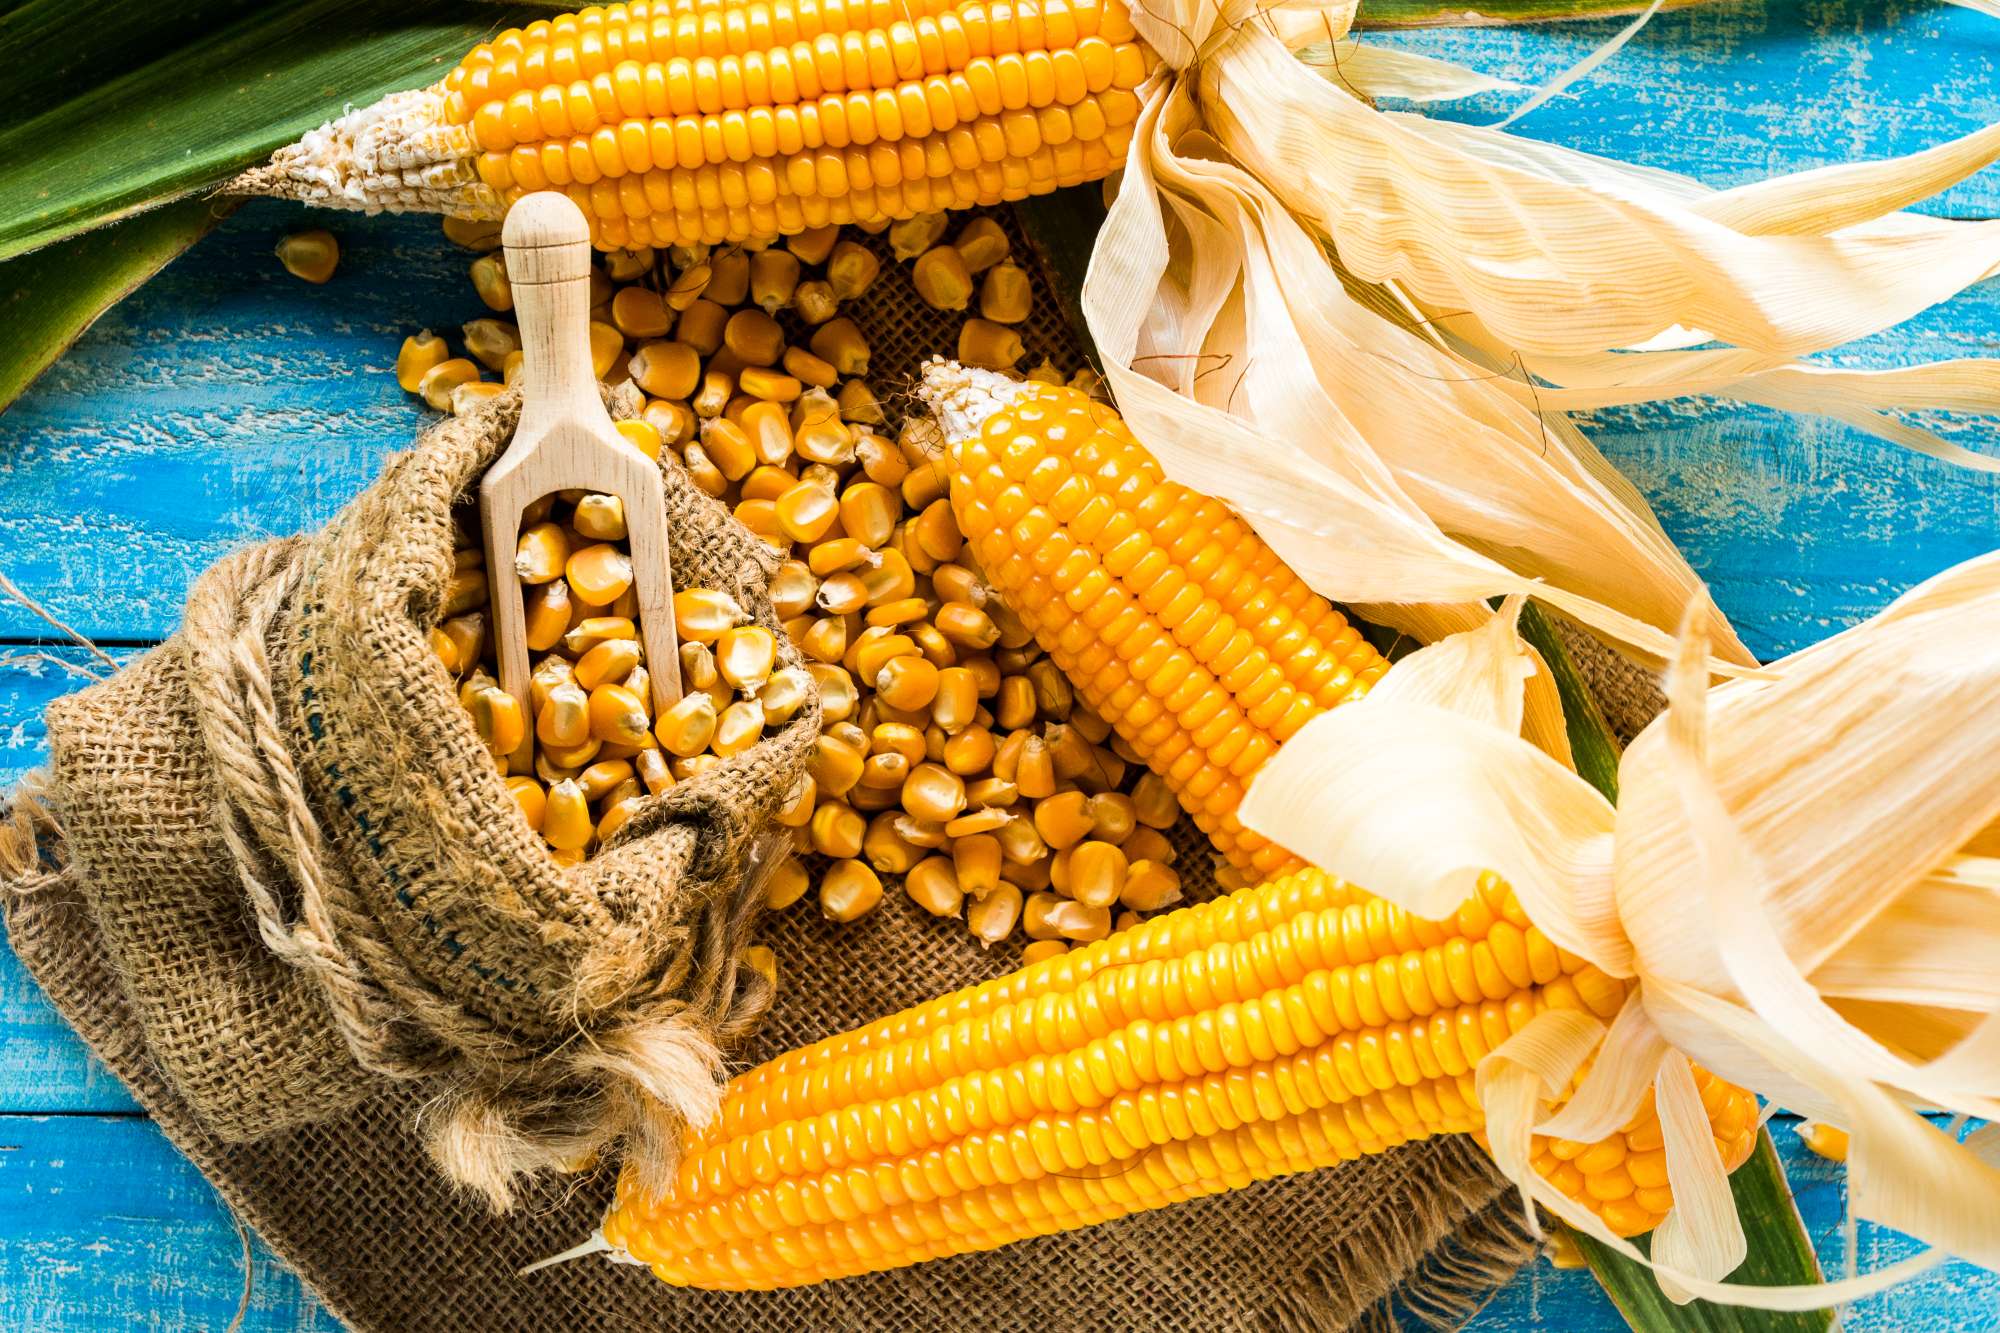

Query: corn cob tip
<box><xmin>229</xmin><ymin>87</ymin><xmax>501</xmax><ymax>221</ymax></box>
<box><xmin>916</xmin><ymin>357</ymin><xmax>1033</xmax><ymax>450</ymax></box>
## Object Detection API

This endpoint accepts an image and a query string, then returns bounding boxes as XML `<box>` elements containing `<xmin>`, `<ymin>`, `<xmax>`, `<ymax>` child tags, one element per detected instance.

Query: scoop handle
<box><xmin>503</xmin><ymin>193</ymin><xmax>599</xmax><ymax>431</ymax></box>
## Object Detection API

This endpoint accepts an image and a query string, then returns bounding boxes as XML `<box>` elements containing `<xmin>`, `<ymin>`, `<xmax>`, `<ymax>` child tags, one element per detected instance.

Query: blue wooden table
<box><xmin>2</xmin><ymin>2</ymin><xmax>1997</xmax><ymax>1327</ymax></box>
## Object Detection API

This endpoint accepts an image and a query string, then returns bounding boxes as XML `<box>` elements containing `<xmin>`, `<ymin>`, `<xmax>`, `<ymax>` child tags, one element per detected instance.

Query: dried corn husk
<box><xmin>1238</xmin><ymin>555</ymin><xmax>2000</xmax><ymax>1307</ymax></box>
<box><xmin>1086</xmin><ymin>0</ymin><xmax>2000</xmax><ymax>669</ymax></box>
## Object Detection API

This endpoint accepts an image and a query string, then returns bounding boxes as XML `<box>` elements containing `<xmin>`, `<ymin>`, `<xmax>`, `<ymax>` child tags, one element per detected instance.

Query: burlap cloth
<box><xmin>0</xmin><ymin>206</ymin><xmax>1614</xmax><ymax>1332</ymax></box>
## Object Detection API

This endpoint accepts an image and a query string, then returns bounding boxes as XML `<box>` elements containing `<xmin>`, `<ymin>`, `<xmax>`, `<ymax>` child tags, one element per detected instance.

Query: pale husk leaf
<box><xmin>1236</xmin><ymin>550</ymin><xmax>2000</xmax><ymax>1304</ymax></box>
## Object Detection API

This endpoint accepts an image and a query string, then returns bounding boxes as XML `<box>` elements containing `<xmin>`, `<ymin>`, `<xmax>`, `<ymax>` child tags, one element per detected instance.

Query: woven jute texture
<box><xmin>1</xmin><ymin>203</ymin><xmax>1548</xmax><ymax>1332</ymax></box>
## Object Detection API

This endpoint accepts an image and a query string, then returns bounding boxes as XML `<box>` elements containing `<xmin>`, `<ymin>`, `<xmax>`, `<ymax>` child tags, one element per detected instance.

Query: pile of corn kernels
<box><xmin>394</xmin><ymin>210</ymin><xmax>1181</xmax><ymax>962</ymax></box>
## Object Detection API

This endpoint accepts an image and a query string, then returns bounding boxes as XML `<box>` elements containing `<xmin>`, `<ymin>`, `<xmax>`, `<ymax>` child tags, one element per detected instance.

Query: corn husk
<box><xmin>1085</xmin><ymin>0</ymin><xmax>2000</xmax><ymax>671</ymax></box>
<box><xmin>1237</xmin><ymin>555</ymin><xmax>2000</xmax><ymax>1306</ymax></box>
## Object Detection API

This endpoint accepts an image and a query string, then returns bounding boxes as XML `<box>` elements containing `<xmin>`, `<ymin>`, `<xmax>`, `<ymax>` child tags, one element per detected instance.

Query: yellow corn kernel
<box><xmin>904</xmin><ymin>855</ymin><xmax>964</xmax><ymax>918</ymax></box>
<box><xmin>833</xmin><ymin>481</ymin><xmax>893</xmax><ymax>549</ymax></box>
<box><xmin>565</xmin><ymin>543</ymin><xmax>633</xmax><ymax>606</ymax></box>
<box><xmin>706</xmin><ymin>249</ymin><xmax>749</xmax><ymax>305</ymax></box>
<box><xmin>456</xmin><ymin>319</ymin><xmax>518</xmax><ymax>374</ymax></box>
<box><xmin>953</xmin><ymin>217</ymin><xmax>1012</xmax><ymax>274</ymax></box>
<box><xmin>1066</xmin><ymin>838</ymin><xmax>1129</xmax><ymax>909</ymax></box>
<box><xmin>432</xmin><ymin>612</ymin><xmax>485</xmax><ymax>676</ymax></box>
<box><xmin>542</xmin><ymin>779</ymin><xmax>593</xmax><ymax>851</ymax></box>
<box><xmin>1797</xmin><ymin>1121</ymin><xmax>1850</xmax><ymax>1163</ymax></box>
<box><xmin>572</xmin><ymin>494</ymin><xmax>627</xmax><ymax>542</ymax></box>
<box><xmin>810</xmin><ymin>804</ymin><xmax>867</xmax><ymax>862</ymax></box>
<box><xmin>574</xmin><ymin>320</ymin><xmax>619</xmax><ymax>380</ymax></box>
<box><xmin>750</xmin><ymin>249</ymin><xmax>800</xmax><ymax>314</ymax></box>
<box><xmin>739</xmin><ymin>367</ymin><xmax>802</xmax><ymax>405</ymax></box>
<box><xmin>810</xmin><ymin>734</ymin><xmax>866</xmax><ymax>798</ymax></box>
<box><xmin>827</xmin><ymin>242</ymin><xmax>881</xmax><ymax>300</ymax></box>
<box><xmin>418</xmin><ymin>358</ymin><xmax>480</xmax><ymax>412</ymax></box>
<box><xmin>1026</xmin><ymin>357</ymin><xmax>1065</xmax><ymax>385</ymax></box>
<box><xmin>773</xmin><ymin>481</ymin><xmax>839</xmax><ymax>544</ymax></box>
<box><xmin>889</xmin><ymin>212</ymin><xmax>949</xmax><ymax>262</ymax></box>
<box><xmin>693</xmin><ymin>368</ymin><xmax>736</xmax><ymax>418</ymax></box>
<box><xmin>778</xmin><ymin>347</ymin><xmax>836</xmax><ymax>392</ymax></box>
<box><xmin>958</xmin><ymin>318</ymin><xmax>1026</xmax><ymax>371</ymax></box>
<box><xmin>671</xmin><ymin>299</ymin><xmax>726</xmax><ymax>359</ymax></box>
<box><xmin>450</xmin><ymin>381</ymin><xmax>504</xmax><ymax>416</ymax></box>
<box><xmin>808</xmin><ymin>319</ymin><xmax>868</xmax><ymax>377</ymax></box>
<box><xmin>596</xmin><ymin>794</ymin><xmax>647</xmax><ymax>842</ymax></box>
<box><xmin>1119</xmin><ymin>859</ymin><xmax>1183</xmax><ymax>912</ymax></box>
<box><xmin>724</xmin><ymin>309</ymin><xmax>785</xmax><ymax>367</ymax></box>
<box><xmin>780</xmin><ymin>225</ymin><xmax>835</xmax><ymax>266</ymax></box>
<box><xmin>1019</xmin><ymin>938</ymin><xmax>1069</xmax><ymax>965</ymax></box>
<box><xmin>716</xmin><ymin>625</ymin><xmax>778</xmax><ymax>691</ymax></box>
<box><xmin>605</xmin><ymin>420</ymin><xmax>660</xmax><ymax>464</ymax></box>
<box><xmin>673</xmin><ymin>588</ymin><xmax>747</xmax><ymax>643</ymax></box>
<box><xmin>602</xmin><ymin>247</ymin><xmax>653</xmax><ymax>282</ymax></box>
<box><xmin>754</xmin><ymin>666</ymin><xmax>810</xmax><ymax>724</ymax></box>
<box><xmin>609</xmin><ymin>287</ymin><xmax>670</xmax><ymax>341</ymax></box>
<box><xmin>774</xmin><ymin>775</ymin><xmax>814</xmax><ymax>827</ymax></box>
<box><xmin>901</xmin><ymin>762</ymin><xmax>966</xmax><ymax>824</ymax></box>
<box><xmin>912</xmin><ymin>246</ymin><xmax>973</xmax><ymax>311</ymax></box>
<box><xmin>712</xmin><ymin>699</ymin><xmax>767</xmax><ymax>757</ymax></box>
<box><xmin>467</xmin><ymin>684</ymin><xmax>526</xmax><ymax>757</ymax></box>
<box><xmin>469</xmin><ymin>252</ymin><xmax>513</xmax><ymax>311</ymax></box>
<box><xmin>395</xmin><ymin>330</ymin><xmax>450</xmax><ymax>392</ymax></box>
<box><xmin>588</xmin><ymin>684</ymin><xmax>653</xmax><ymax>747</ymax></box>
<box><xmin>654</xmin><ymin>692</ymin><xmax>719</xmax><ymax>757</ymax></box>
<box><xmin>765</xmin><ymin>855</ymin><xmax>810</xmax><ymax>911</ymax></box>
<box><xmin>875</xmin><ymin>655</ymin><xmax>940</xmax><ymax>712</ymax></box>
<box><xmin>819</xmin><ymin>859</ymin><xmax>883</xmax><ymax>923</ymax></box>
<box><xmin>1032</xmin><ymin>791</ymin><xmax>1094</xmax><ymax>851</ymax></box>
<box><xmin>562</xmin><ymin>615</ymin><xmax>636</xmax><ymax>657</ymax></box>
<box><xmin>965</xmin><ymin>882</ymin><xmax>1023</xmax><ymax>946</ymax></box>
<box><xmin>576</xmin><ymin>758</ymin><xmax>636</xmax><ymax>803</ymax></box>
<box><xmin>628</xmin><ymin>340</ymin><xmax>700</xmax><ymax>400</ymax></box>
<box><xmin>276</xmin><ymin>229</ymin><xmax>338</xmax><ymax>284</ymax></box>
<box><xmin>762</xmin><ymin>563</ymin><xmax>813</xmax><ymax>621</ymax></box>
<box><xmin>793</xmin><ymin>280</ymin><xmax>839</xmax><ymax>326</ymax></box>
<box><xmin>505</xmin><ymin>775</ymin><xmax>546</xmax><ymax>833</ymax></box>
<box><xmin>442</xmin><ymin>215</ymin><xmax>502</xmax><ymax>251</ymax></box>
<box><xmin>979</xmin><ymin>263</ymin><xmax>1032</xmax><ymax>325</ymax></box>
<box><xmin>810</xmin><ymin>664</ymin><xmax>857</xmax><ymax>722</ymax></box>
<box><xmin>665</xmin><ymin>263</ymin><xmax>711</xmax><ymax>311</ymax></box>
<box><xmin>536</xmin><ymin>681</ymin><xmax>591</xmax><ymax>749</ymax></box>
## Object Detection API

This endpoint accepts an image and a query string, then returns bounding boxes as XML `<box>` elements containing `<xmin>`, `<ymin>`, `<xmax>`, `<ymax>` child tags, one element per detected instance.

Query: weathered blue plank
<box><xmin>1390</xmin><ymin>0</ymin><xmax>2000</xmax><ymax>218</ymax></box>
<box><xmin>0</xmin><ymin>1114</ymin><xmax>331</xmax><ymax>1332</ymax></box>
<box><xmin>0</xmin><ymin>649</ymin><xmax>140</xmax><ymax>1114</ymax></box>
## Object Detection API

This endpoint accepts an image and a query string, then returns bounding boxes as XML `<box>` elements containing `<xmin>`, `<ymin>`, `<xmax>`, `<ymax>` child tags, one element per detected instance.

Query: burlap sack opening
<box><xmin>1</xmin><ymin>205</ymin><xmax>1553</xmax><ymax>1331</ymax></box>
<box><xmin>1</xmin><ymin>386</ymin><xmax>820</xmax><ymax>1211</ymax></box>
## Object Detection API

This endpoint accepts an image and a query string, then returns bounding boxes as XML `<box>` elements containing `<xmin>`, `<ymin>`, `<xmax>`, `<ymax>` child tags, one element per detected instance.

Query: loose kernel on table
<box><xmin>276</xmin><ymin>229</ymin><xmax>339</xmax><ymax>284</ymax></box>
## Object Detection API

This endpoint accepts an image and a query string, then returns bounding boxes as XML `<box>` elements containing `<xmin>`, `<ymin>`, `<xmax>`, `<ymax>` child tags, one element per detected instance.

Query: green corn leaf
<box><xmin>0</xmin><ymin>196</ymin><xmax>227</xmax><ymax>417</ymax></box>
<box><xmin>0</xmin><ymin>0</ymin><xmax>545</xmax><ymax>262</ymax></box>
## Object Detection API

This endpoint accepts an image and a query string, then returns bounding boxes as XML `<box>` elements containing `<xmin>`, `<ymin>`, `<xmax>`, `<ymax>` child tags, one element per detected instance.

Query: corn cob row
<box><xmin>603</xmin><ymin>865</ymin><xmax>1759</xmax><ymax>1287</ymax></box>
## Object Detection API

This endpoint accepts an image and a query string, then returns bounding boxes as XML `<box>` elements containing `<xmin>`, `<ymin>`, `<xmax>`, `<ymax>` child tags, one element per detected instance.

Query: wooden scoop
<box><xmin>482</xmin><ymin>192</ymin><xmax>682</xmax><ymax>728</ymax></box>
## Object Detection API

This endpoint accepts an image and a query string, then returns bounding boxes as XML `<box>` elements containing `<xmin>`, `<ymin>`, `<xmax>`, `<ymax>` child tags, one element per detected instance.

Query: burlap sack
<box><xmin>1</xmin><ymin>206</ymin><xmax>1547</xmax><ymax>1331</ymax></box>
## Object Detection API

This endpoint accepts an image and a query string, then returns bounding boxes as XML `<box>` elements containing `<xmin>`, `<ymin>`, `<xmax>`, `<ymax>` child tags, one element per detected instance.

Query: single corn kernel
<box><xmin>711</xmin><ymin>699</ymin><xmax>767</xmax><ymax>756</ymax></box>
<box><xmin>506</xmin><ymin>775</ymin><xmax>547</xmax><ymax>833</ymax></box>
<box><xmin>953</xmin><ymin>216</ymin><xmax>1012</xmax><ymax>274</ymax></box>
<box><xmin>1131</xmin><ymin>772</ymin><xmax>1181</xmax><ymax>828</ymax></box>
<box><xmin>700</xmin><ymin>417</ymin><xmax>756</xmax><ymax>479</ymax></box>
<box><xmin>952</xmin><ymin>833</ymin><xmax>1004</xmax><ymax>898</ymax></box>
<box><xmin>876</xmin><ymin>655</ymin><xmax>941</xmax><ymax>711</ymax></box>
<box><xmin>770</xmin><ymin>481</ymin><xmax>837</xmax><ymax>544</ymax></box>
<box><xmin>543</xmin><ymin>779</ymin><xmax>593</xmax><ymax>851</ymax></box>
<box><xmin>827</xmin><ymin>242</ymin><xmax>881</xmax><ymax>299</ymax></box>
<box><xmin>897</xmin><ymin>856</ymin><xmax>958</xmax><ymax>918</ymax></box>
<box><xmin>1120</xmin><ymin>859</ymin><xmax>1184</xmax><ymax>911</ymax></box>
<box><xmin>784</xmin><ymin>224</ymin><xmax>838</xmax><ymax>266</ymax></box>
<box><xmin>693</xmin><ymin>369</ymin><xmax>735</xmax><ymax>417</ymax></box>
<box><xmin>857</xmin><ymin>812</ymin><xmax>920</xmax><ymax>874</ymax></box>
<box><xmin>566</xmin><ymin>544</ymin><xmax>634</xmax><ymax>606</ymax></box>
<box><xmin>794</xmin><ymin>280</ymin><xmax>839</xmax><ymax>325</ymax></box>
<box><xmin>1020</xmin><ymin>938</ymin><xmax>1068</xmax><ymax>965</ymax></box>
<box><xmin>810</xmin><ymin>734</ymin><xmax>866</xmax><ymax>797</ymax></box>
<box><xmin>587</xmin><ymin>320</ymin><xmax>624</xmax><ymax>378</ymax></box>
<box><xmin>964</xmin><ymin>882</ymin><xmax>1023</xmax><ymax>945</ymax></box>
<box><xmin>470</xmin><ymin>253</ymin><xmax>513</xmax><ymax>310</ymax></box>
<box><xmin>468</xmin><ymin>685</ymin><xmax>527</xmax><ymax>757</ymax></box>
<box><xmin>1067</xmin><ymin>840</ymin><xmax>1129</xmax><ymax>909</ymax></box>
<box><xmin>750</xmin><ymin>249</ymin><xmax>801</xmax><ymax>314</ymax></box>
<box><xmin>1026</xmin><ymin>358</ymin><xmax>1065</xmax><ymax>385</ymax></box>
<box><xmin>629</xmin><ymin>341</ymin><xmax>701</xmax><ymax>399</ymax></box>
<box><xmin>820</xmin><ymin>859</ymin><xmax>883</xmax><ymax>923</ymax></box>
<box><xmin>537</xmin><ymin>680</ymin><xmax>592</xmax><ymax>748</ymax></box>
<box><xmin>716</xmin><ymin>625</ymin><xmax>778</xmax><ymax>690</ymax></box>
<box><xmin>768</xmin><ymin>562</ymin><xmax>818</xmax><ymax>619</ymax></box>
<box><xmin>602</xmin><ymin>247</ymin><xmax>654</xmax><ymax>282</ymax></box>
<box><xmin>665</xmin><ymin>263</ymin><xmax>711</xmax><ymax>311</ymax></box>
<box><xmin>1797</xmin><ymin>1122</ymin><xmax>1850</xmax><ymax>1163</ymax></box>
<box><xmin>276</xmin><ymin>229</ymin><xmax>338</xmax><ymax>284</ymax></box>
<box><xmin>654</xmin><ymin>692</ymin><xmax>719</xmax><ymax>756</ymax></box>
<box><xmin>572</xmin><ymin>494</ymin><xmax>627</xmax><ymax>542</ymax></box>
<box><xmin>809</xmin><ymin>319</ymin><xmax>869</xmax><ymax>377</ymax></box>
<box><xmin>395</xmin><ymin>331</ymin><xmax>450</xmax><ymax>392</ymax></box>
<box><xmin>419</xmin><ymin>359</ymin><xmax>480</xmax><ymax>412</ymax></box>
<box><xmin>912</xmin><ymin>246</ymin><xmax>974</xmax><ymax>311</ymax></box>
<box><xmin>706</xmin><ymin>249</ymin><xmax>750</xmax><ymax>305</ymax></box>
<box><xmin>740</xmin><ymin>366</ymin><xmax>804</xmax><ymax>404</ymax></box>
<box><xmin>833</xmin><ymin>380</ymin><xmax>882</xmax><ymax>428</ymax></box>
<box><xmin>1034</xmin><ymin>791</ymin><xmax>1096</xmax><ymax>851</ymax></box>
<box><xmin>979</xmin><ymin>263</ymin><xmax>1032</xmax><ymax>325</ymax></box>
<box><xmin>810</xmin><ymin>664</ymin><xmax>857</xmax><ymax>722</ymax></box>
<box><xmin>563</xmin><ymin>616</ymin><xmax>636</xmax><ymax>656</ymax></box>
<box><xmin>611</xmin><ymin>418</ymin><xmax>663</xmax><ymax>462</ymax></box>
<box><xmin>459</xmin><ymin>318</ymin><xmax>520</xmax><ymax>372</ymax></box>
<box><xmin>765</xmin><ymin>855</ymin><xmax>811</xmax><ymax>910</ymax></box>
<box><xmin>432</xmin><ymin>612</ymin><xmax>485</xmax><ymax>675</ymax></box>
<box><xmin>959</xmin><ymin>318</ymin><xmax>1026</xmax><ymax>371</ymax></box>
<box><xmin>442</xmin><ymin>216</ymin><xmax>503</xmax><ymax>251</ymax></box>
<box><xmin>890</xmin><ymin>212</ymin><xmax>949</xmax><ymax>261</ymax></box>
<box><xmin>839</xmin><ymin>482</ymin><xmax>898</xmax><ymax>549</ymax></box>
<box><xmin>781</xmin><ymin>346</ymin><xmax>840</xmax><ymax>391</ymax></box>
<box><xmin>902</xmin><ymin>763</ymin><xmax>967</xmax><ymax>823</ymax></box>
<box><xmin>441</xmin><ymin>565</ymin><xmax>489</xmax><ymax>618</ymax></box>
<box><xmin>725</xmin><ymin>309</ymin><xmax>785</xmax><ymax>367</ymax></box>
<box><xmin>450</xmin><ymin>381</ymin><xmax>503</xmax><ymax>415</ymax></box>
<box><xmin>674</xmin><ymin>299</ymin><xmax>728</xmax><ymax>357</ymax></box>
<box><xmin>674</xmin><ymin>589</ymin><xmax>747</xmax><ymax>643</ymax></box>
<box><xmin>757</xmin><ymin>667</ymin><xmax>812</xmax><ymax>724</ymax></box>
<box><xmin>935</xmin><ymin>602</ymin><xmax>1002</xmax><ymax>650</ymax></box>
<box><xmin>577</xmin><ymin>758</ymin><xmax>637</xmax><ymax>802</ymax></box>
<box><xmin>588</xmin><ymin>684</ymin><xmax>653</xmax><ymax>747</ymax></box>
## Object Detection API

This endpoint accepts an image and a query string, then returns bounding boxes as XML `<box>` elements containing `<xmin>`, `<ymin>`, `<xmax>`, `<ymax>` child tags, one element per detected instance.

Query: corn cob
<box><xmin>240</xmin><ymin>1</ymin><xmax>1158</xmax><ymax>251</ymax></box>
<box><xmin>921</xmin><ymin>359</ymin><xmax>1388</xmax><ymax>879</ymax></box>
<box><xmin>603</xmin><ymin>866</ymin><xmax>1759</xmax><ymax>1288</ymax></box>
